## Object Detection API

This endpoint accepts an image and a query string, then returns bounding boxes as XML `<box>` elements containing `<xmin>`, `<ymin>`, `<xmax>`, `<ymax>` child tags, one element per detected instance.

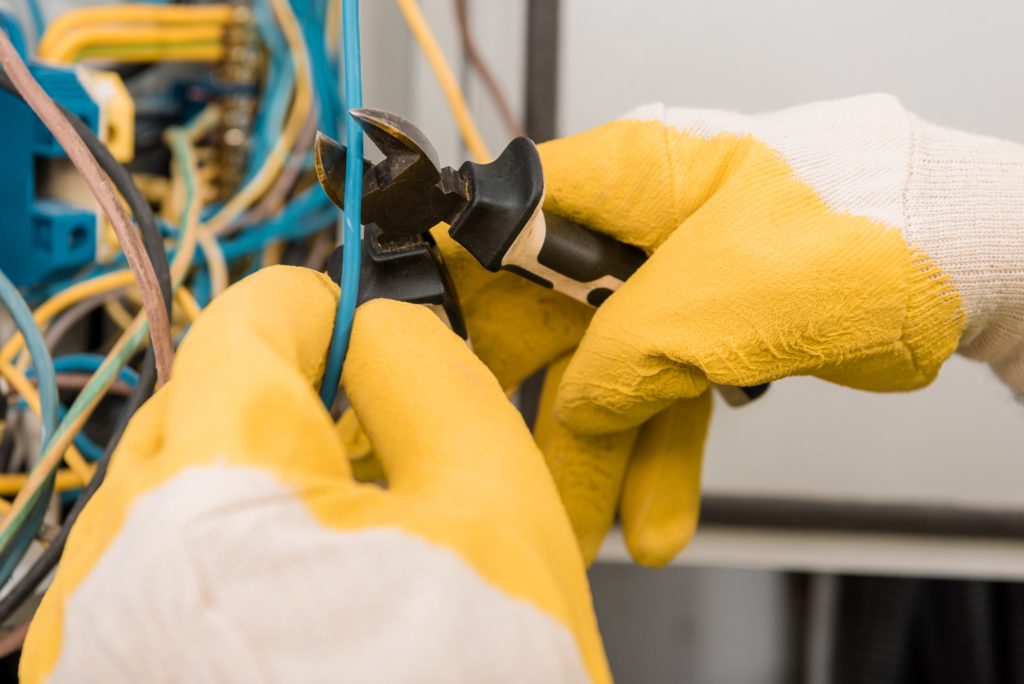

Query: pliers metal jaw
<box><xmin>325</xmin><ymin>223</ymin><xmax>466</xmax><ymax>339</ymax></box>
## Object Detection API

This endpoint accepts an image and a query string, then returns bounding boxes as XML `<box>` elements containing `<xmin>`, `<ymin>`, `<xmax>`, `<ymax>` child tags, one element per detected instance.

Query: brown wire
<box><xmin>56</xmin><ymin>374</ymin><xmax>134</xmax><ymax>397</ymax></box>
<box><xmin>452</xmin><ymin>0</ymin><xmax>525</xmax><ymax>139</ymax></box>
<box><xmin>44</xmin><ymin>289</ymin><xmax>129</xmax><ymax>352</ymax></box>
<box><xmin>0</xmin><ymin>31</ymin><xmax>175</xmax><ymax>388</ymax></box>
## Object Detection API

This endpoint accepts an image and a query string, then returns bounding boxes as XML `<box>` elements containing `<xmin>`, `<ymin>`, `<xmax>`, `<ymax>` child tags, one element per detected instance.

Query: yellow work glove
<box><xmin>21</xmin><ymin>266</ymin><xmax>610</xmax><ymax>684</ymax></box>
<box><xmin>441</xmin><ymin>94</ymin><xmax>1024</xmax><ymax>567</ymax></box>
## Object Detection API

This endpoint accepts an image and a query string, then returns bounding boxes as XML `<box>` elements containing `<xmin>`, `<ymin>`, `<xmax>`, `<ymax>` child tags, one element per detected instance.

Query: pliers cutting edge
<box><xmin>313</xmin><ymin>108</ymin><xmax>769</xmax><ymax>405</ymax></box>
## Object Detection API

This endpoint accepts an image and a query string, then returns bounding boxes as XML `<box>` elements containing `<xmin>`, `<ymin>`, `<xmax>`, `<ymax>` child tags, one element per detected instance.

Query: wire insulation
<box><xmin>41</xmin><ymin>25</ymin><xmax>226</xmax><ymax>63</ymax></box>
<box><xmin>0</xmin><ymin>270</ymin><xmax>59</xmax><ymax>587</ymax></box>
<box><xmin>319</xmin><ymin>0</ymin><xmax>363</xmax><ymax>408</ymax></box>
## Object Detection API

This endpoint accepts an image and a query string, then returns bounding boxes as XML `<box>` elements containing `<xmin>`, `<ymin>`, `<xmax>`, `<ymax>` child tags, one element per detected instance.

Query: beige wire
<box><xmin>0</xmin><ymin>31</ymin><xmax>175</xmax><ymax>387</ymax></box>
<box><xmin>198</xmin><ymin>231</ymin><xmax>229</xmax><ymax>297</ymax></box>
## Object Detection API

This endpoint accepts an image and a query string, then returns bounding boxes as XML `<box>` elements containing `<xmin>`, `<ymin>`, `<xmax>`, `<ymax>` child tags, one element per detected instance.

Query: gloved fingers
<box><xmin>433</xmin><ymin>230</ymin><xmax>593</xmax><ymax>390</ymax></box>
<box><xmin>538</xmin><ymin>119</ymin><xmax>679</xmax><ymax>253</ymax></box>
<box><xmin>337</xmin><ymin>408</ymin><xmax>371</xmax><ymax>461</ymax></box>
<box><xmin>41</xmin><ymin>389</ymin><xmax>173</xmax><ymax>583</ymax></box>
<box><xmin>160</xmin><ymin>265</ymin><xmax>351</xmax><ymax>482</ymax></box>
<box><xmin>554</xmin><ymin>298</ymin><xmax>710</xmax><ymax>434</ymax></box>
<box><xmin>619</xmin><ymin>393</ymin><xmax>712</xmax><ymax>567</ymax></box>
<box><xmin>101</xmin><ymin>385</ymin><xmax>171</xmax><ymax>475</ymax></box>
<box><xmin>335</xmin><ymin>408</ymin><xmax>385</xmax><ymax>483</ymax></box>
<box><xmin>537</xmin><ymin>109</ymin><xmax>750</xmax><ymax>253</ymax></box>
<box><xmin>343</xmin><ymin>299</ymin><xmax>553</xmax><ymax>507</ymax></box>
<box><xmin>533</xmin><ymin>353</ymin><xmax>638</xmax><ymax>565</ymax></box>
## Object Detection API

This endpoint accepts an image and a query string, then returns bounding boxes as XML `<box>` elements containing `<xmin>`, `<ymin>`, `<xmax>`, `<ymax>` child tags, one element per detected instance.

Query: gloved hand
<box><xmin>21</xmin><ymin>266</ymin><xmax>610</xmax><ymax>684</ymax></box>
<box><xmin>437</xmin><ymin>94</ymin><xmax>1024</xmax><ymax>567</ymax></box>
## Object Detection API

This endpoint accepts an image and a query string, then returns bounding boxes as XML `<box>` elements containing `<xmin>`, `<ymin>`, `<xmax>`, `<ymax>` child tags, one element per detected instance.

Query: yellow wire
<box><xmin>1</xmin><ymin>271</ymin><xmax>134</xmax><ymax>365</ymax></box>
<box><xmin>205</xmin><ymin>0</ymin><xmax>313</xmax><ymax>235</ymax></box>
<box><xmin>103</xmin><ymin>298</ymin><xmax>135</xmax><ymax>332</ymax></box>
<box><xmin>42</xmin><ymin>25</ymin><xmax>226</xmax><ymax>63</ymax></box>
<box><xmin>326</xmin><ymin>0</ymin><xmax>341</xmax><ymax>57</ymax></box>
<box><xmin>72</xmin><ymin>45</ymin><xmax>225</xmax><ymax>64</ymax></box>
<box><xmin>175</xmin><ymin>288</ymin><xmax>202</xmax><ymax>324</ymax></box>
<box><xmin>395</xmin><ymin>0</ymin><xmax>491</xmax><ymax>163</ymax></box>
<box><xmin>0</xmin><ymin>471</ymin><xmax>82</xmax><ymax>498</ymax></box>
<box><xmin>262</xmin><ymin>242</ymin><xmax>285</xmax><ymax>267</ymax></box>
<box><xmin>0</xmin><ymin>358</ymin><xmax>93</xmax><ymax>485</ymax></box>
<box><xmin>39</xmin><ymin>4</ymin><xmax>234</xmax><ymax>57</ymax></box>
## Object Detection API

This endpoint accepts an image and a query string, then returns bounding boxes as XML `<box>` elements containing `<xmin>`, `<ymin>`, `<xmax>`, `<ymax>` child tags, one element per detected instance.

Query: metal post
<box><xmin>524</xmin><ymin>0</ymin><xmax>560</xmax><ymax>142</ymax></box>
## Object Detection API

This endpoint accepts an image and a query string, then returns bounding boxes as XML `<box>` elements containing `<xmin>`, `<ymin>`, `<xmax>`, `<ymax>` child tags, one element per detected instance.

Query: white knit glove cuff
<box><xmin>903</xmin><ymin>117</ymin><xmax>1024</xmax><ymax>392</ymax></box>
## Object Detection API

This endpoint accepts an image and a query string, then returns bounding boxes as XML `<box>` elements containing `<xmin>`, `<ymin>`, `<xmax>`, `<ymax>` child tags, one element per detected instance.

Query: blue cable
<box><xmin>0</xmin><ymin>272</ymin><xmax>58</xmax><ymax>451</ymax></box>
<box><xmin>52</xmin><ymin>354</ymin><xmax>139</xmax><ymax>389</ymax></box>
<box><xmin>248</xmin><ymin>0</ymin><xmax>294</xmax><ymax>183</ymax></box>
<box><xmin>293</xmin><ymin>0</ymin><xmax>340</xmax><ymax>140</ymax></box>
<box><xmin>42</xmin><ymin>189</ymin><xmax>339</xmax><ymax>301</ymax></box>
<box><xmin>319</xmin><ymin>0</ymin><xmax>362</xmax><ymax>408</ymax></box>
<box><xmin>57</xmin><ymin>406</ymin><xmax>102</xmax><ymax>462</ymax></box>
<box><xmin>0</xmin><ymin>269</ymin><xmax>58</xmax><ymax>585</ymax></box>
<box><xmin>23</xmin><ymin>0</ymin><xmax>44</xmax><ymax>39</ymax></box>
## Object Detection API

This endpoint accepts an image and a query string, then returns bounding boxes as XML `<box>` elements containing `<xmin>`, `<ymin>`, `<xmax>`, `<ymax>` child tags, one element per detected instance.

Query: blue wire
<box><xmin>0</xmin><ymin>269</ymin><xmax>58</xmax><ymax>585</ymax></box>
<box><xmin>41</xmin><ymin>190</ymin><xmax>339</xmax><ymax>301</ymax></box>
<box><xmin>23</xmin><ymin>0</ymin><xmax>44</xmax><ymax>39</ymax></box>
<box><xmin>57</xmin><ymin>406</ymin><xmax>102</xmax><ymax>462</ymax></box>
<box><xmin>248</xmin><ymin>0</ymin><xmax>294</xmax><ymax>183</ymax></box>
<box><xmin>0</xmin><ymin>272</ymin><xmax>58</xmax><ymax>446</ymax></box>
<box><xmin>319</xmin><ymin>0</ymin><xmax>362</xmax><ymax>408</ymax></box>
<box><xmin>293</xmin><ymin>0</ymin><xmax>340</xmax><ymax>140</ymax></box>
<box><xmin>52</xmin><ymin>354</ymin><xmax>139</xmax><ymax>389</ymax></box>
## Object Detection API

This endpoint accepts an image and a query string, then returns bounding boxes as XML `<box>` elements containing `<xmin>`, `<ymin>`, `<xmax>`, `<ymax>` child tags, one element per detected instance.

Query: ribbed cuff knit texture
<box><xmin>903</xmin><ymin>116</ymin><xmax>1024</xmax><ymax>392</ymax></box>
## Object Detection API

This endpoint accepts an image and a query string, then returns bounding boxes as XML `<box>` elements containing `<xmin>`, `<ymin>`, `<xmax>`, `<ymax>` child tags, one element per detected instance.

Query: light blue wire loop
<box><xmin>319</xmin><ymin>0</ymin><xmax>362</xmax><ymax>408</ymax></box>
<box><xmin>0</xmin><ymin>268</ymin><xmax>58</xmax><ymax>585</ymax></box>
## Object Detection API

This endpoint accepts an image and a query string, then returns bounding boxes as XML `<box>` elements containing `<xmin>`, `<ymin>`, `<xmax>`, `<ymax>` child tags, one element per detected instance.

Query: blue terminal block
<box><xmin>0</xmin><ymin>12</ymin><xmax>101</xmax><ymax>288</ymax></box>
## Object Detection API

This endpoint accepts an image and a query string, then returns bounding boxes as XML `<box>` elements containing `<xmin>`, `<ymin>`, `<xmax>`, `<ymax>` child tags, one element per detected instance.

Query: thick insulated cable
<box><xmin>319</xmin><ymin>0</ymin><xmax>362</xmax><ymax>408</ymax></box>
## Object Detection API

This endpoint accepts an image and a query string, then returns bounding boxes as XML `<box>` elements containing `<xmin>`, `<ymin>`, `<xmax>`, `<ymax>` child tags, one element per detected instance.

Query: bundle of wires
<box><xmin>0</xmin><ymin>0</ymin><xmax>524</xmax><ymax>643</ymax></box>
<box><xmin>319</xmin><ymin>0</ymin><xmax>362</xmax><ymax>409</ymax></box>
<box><xmin>37</xmin><ymin>5</ymin><xmax>235</xmax><ymax>64</ymax></box>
